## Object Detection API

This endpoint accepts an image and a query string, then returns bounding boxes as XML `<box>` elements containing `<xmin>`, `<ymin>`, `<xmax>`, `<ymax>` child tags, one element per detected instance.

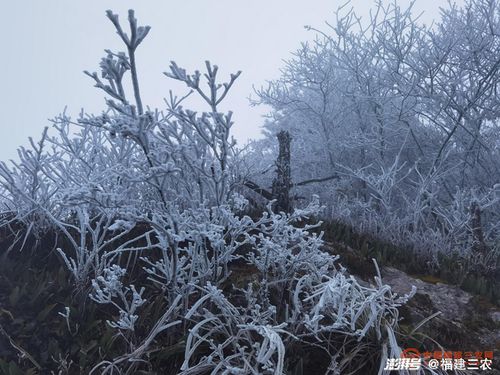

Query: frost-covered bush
<box><xmin>0</xmin><ymin>8</ymin><xmax>424</xmax><ymax>374</ymax></box>
<box><xmin>252</xmin><ymin>0</ymin><xmax>500</xmax><ymax>265</ymax></box>
<box><xmin>0</xmin><ymin>128</ymin><xmax>59</xmax><ymax>235</ymax></box>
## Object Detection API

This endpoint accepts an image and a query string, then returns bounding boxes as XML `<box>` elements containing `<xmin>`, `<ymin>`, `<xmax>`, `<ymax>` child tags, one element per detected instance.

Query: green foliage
<box><xmin>0</xmin><ymin>225</ymin><xmax>194</xmax><ymax>374</ymax></box>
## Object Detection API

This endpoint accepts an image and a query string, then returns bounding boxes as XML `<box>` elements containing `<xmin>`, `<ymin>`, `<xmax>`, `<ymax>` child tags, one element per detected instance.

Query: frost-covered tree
<box><xmin>254</xmin><ymin>0</ymin><xmax>500</xmax><ymax>264</ymax></box>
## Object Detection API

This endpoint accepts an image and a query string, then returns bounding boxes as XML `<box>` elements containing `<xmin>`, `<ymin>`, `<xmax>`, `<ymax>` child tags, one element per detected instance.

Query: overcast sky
<box><xmin>0</xmin><ymin>0</ymin><xmax>463</xmax><ymax>161</ymax></box>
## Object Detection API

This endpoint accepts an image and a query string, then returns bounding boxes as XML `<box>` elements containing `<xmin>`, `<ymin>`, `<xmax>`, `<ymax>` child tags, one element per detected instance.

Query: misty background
<box><xmin>0</xmin><ymin>0</ymin><xmax>461</xmax><ymax>161</ymax></box>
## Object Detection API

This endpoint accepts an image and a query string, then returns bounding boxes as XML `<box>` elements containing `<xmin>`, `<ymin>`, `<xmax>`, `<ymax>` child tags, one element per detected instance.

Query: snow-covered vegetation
<box><xmin>252</xmin><ymin>0</ymin><xmax>500</xmax><ymax>267</ymax></box>
<box><xmin>0</xmin><ymin>8</ymin><xmax>424</xmax><ymax>375</ymax></box>
<box><xmin>0</xmin><ymin>1</ymin><xmax>499</xmax><ymax>374</ymax></box>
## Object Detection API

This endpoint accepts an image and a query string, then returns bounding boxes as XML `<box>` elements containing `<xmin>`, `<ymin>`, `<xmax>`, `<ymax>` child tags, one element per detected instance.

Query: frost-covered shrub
<box><xmin>0</xmin><ymin>128</ymin><xmax>59</xmax><ymax>235</ymax></box>
<box><xmin>0</xmin><ymin>8</ymin><xmax>421</xmax><ymax>374</ymax></box>
<box><xmin>90</xmin><ymin>264</ymin><xmax>146</xmax><ymax>331</ymax></box>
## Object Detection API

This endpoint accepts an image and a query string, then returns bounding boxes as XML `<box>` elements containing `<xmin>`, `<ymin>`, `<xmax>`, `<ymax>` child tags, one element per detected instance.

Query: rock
<box><xmin>382</xmin><ymin>267</ymin><xmax>472</xmax><ymax>322</ymax></box>
<box><xmin>381</xmin><ymin>266</ymin><xmax>500</xmax><ymax>372</ymax></box>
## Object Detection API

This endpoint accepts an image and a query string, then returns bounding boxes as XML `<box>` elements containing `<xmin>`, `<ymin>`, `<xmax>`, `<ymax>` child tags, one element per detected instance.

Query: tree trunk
<box><xmin>272</xmin><ymin>131</ymin><xmax>292</xmax><ymax>213</ymax></box>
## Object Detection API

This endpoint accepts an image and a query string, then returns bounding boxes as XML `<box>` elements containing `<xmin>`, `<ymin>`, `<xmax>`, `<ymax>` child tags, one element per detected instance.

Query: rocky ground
<box><xmin>324</xmin><ymin>240</ymin><xmax>500</xmax><ymax>373</ymax></box>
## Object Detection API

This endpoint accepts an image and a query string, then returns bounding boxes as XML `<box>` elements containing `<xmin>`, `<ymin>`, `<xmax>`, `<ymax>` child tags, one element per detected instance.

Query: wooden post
<box><xmin>272</xmin><ymin>131</ymin><xmax>292</xmax><ymax>213</ymax></box>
